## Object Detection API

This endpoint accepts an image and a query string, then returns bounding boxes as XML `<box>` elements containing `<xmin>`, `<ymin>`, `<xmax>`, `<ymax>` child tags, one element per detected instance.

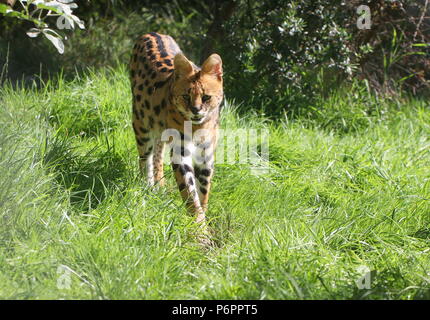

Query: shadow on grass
<box><xmin>43</xmin><ymin>136</ymin><xmax>129</xmax><ymax>211</ymax></box>
<box><xmin>411</xmin><ymin>227</ymin><xmax>430</xmax><ymax>240</ymax></box>
<box><xmin>349</xmin><ymin>266</ymin><xmax>429</xmax><ymax>299</ymax></box>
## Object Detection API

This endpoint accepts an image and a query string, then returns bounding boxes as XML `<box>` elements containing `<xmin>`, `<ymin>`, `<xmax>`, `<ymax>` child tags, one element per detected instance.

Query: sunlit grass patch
<box><xmin>0</xmin><ymin>67</ymin><xmax>429</xmax><ymax>299</ymax></box>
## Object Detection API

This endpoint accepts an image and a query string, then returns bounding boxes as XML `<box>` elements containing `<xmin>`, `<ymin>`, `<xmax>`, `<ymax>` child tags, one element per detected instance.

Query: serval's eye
<box><xmin>182</xmin><ymin>95</ymin><xmax>191</xmax><ymax>102</ymax></box>
<box><xmin>202</xmin><ymin>95</ymin><xmax>211</xmax><ymax>103</ymax></box>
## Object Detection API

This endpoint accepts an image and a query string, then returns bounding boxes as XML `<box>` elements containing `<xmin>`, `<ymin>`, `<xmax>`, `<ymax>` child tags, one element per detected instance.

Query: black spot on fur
<box><xmin>148</xmin><ymin>116</ymin><xmax>154</xmax><ymax>128</ymax></box>
<box><xmin>133</xmin><ymin>106</ymin><xmax>139</xmax><ymax>120</ymax></box>
<box><xmin>179</xmin><ymin>165</ymin><xmax>186</xmax><ymax>176</ymax></box>
<box><xmin>132</xmin><ymin>123</ymin><xmax>138</xmax><ymax>134</ymax></box>
<box><xmin>154</xmin><ymin>105</ymin><xmax>161</xmax><ymax>115</ymax></box>
<box><xmin>175</xmin><ymin>146</ymin><xmax>191</xmax><ymax>157</ymax></box>
<box><xmin>144</xmin><ymin>100</ymin><xmax>151</xmax><ymax>110</ymax></box>
<box><xmin>138</xmin><ymin>84</ymin><xmax>144</xmax><ymax>91</ymax></box>
<box><xmin>200</xmin><ymin>168</ymin><xmax>211</xmax><ymax>177</ymax></box>
<box><xmin>154</xmin><ymin>80</ymin><xmax>166</xmax><ymax>88</ymax></box>
<box><xmin>161</xmin><ymin>99</ymin><xmax>167</xmax><ymax>109</ymax></box>
<box><xmin>136</xmin><ymin>94</ymin><xmax>142</xmax><ymax>102</ymax></box>
<box><xmin>199</xmin><ymin>178</ymin><xmax>208</xmax><ymax>186</ymax></box>
<box><xmin>151</xmin><ymin>32</ymin><xmax>169</xmax><ymax>59</ymax></box>
<box><xmin>147</xmin><ymin>87</ymin><xmax>154</xmax><ymax>95</ymax></box>
<box><xmin>179</xmin><ymin>183</ymin><xmax>186</xmax><ymax>191</ymax></box>
<box><xmin>188</xmin><ymin>177</ymin><xmax>194</xmax><ymax>186</ymax></box>
<box><xmin>140</xmin><ymin>137</ymin><xmax>150</xmax><ymax>143</ymax></box>
<box><xmin>200</xmin><ymin>187</ymin><xmax>208</xmax><ymax>195</ymax></box>
<box><xmin>183</xmin><ymin>164</ymin><xmax>193</xmax><ymax>172</ymax></box>
<box><xmin>164</xmin><ymin>59</ymin><xmax>172</xmax><ymax>66</ymax></box>
<box><xmin>160</xmin><ymin>67</ymin><xmax>168</xmax><ymax>73</ymax></box>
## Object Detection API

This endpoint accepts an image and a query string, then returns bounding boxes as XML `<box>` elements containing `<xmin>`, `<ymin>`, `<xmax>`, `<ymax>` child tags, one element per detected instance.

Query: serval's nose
<box><xmin>190</xmin><ymin>106</ymin><xmax>200</xmax><ymax>115</ymax></box>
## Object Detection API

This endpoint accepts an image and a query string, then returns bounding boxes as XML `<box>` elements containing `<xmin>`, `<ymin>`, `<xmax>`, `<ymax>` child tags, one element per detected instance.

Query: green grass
<box><xmin>0</xmin><ymin>66</ymin><xmax>429</xmax><ymax>299</ymax></box>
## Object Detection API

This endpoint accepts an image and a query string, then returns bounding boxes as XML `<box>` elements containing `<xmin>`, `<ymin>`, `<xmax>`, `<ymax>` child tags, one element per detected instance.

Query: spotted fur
<box><xmin>130</xmin><ymin>32</ymin><xmax>223</xmax><ymax>223</ymax></box>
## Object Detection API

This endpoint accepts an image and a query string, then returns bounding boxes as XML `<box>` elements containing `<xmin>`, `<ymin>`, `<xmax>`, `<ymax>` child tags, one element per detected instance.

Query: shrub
<box><xmin>218</xmin><ymin>0</ymin><xmax>429</xmax><ymax>115</ymax></box>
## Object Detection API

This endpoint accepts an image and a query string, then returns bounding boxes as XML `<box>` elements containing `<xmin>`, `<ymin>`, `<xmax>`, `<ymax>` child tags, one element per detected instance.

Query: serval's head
<box><xmin>171</xmin><ymin>53</ymin><xmax>223</xmax><ymax>125</ymax></box>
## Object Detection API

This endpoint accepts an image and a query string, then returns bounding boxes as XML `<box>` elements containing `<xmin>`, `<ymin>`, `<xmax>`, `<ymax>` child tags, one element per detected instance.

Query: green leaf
<box><xmin>0</xmin><ymin>6</ymin><xmax>46</xmax><ymax>27</ymax></box>
<box><xmin>36</xmin><ymin>3</ymin><xmax>64</xmax><ymax>15</ymax></box>
<box><xmin>42</xmin><ymin>30</ymin><xmax>64</xmax><ymax>54</ymax></box>
<box><xmin>0</xmin><ymin>3</ymin><xmax>10</xmax><ymax>14</ymax></box>
<box><xmin>43</xmin><ymin>27</ymin><xmax>62</xmax><ymax>38</ymax></box>
<box><xmin>402</xmin><ymin>51</ymin><xmax>426</xmax><ymax>57</ymax></box>
<box><xmin>398</xmin><ymin>74</ymin><xmax>414</xmax><ymax>83</ymax></box>
<box><xmin>26</xmin><ymin>28</ymin><xmax>41</xmax><ymax>38</ymax></box>
<box><xmin>412</xmin><ymin>43</ymin><xmax>429</xmax><ymax>47</ymax></box>
<box><xmin>2</xmin><ymin>9</ymin><xmax>28</xmax><ymax>19</ymax></box>
<box><xmin>37</xmin><ymin>1</ymin><xmax>76</xmax><ymax>15</ymax></box>
<box><xmin>70</xmin><ymin>14</ymin><xmax>85</xmax><ymax>29</ymax></box>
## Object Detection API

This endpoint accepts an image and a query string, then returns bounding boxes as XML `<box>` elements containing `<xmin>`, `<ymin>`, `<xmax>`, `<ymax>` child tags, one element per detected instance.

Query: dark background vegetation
<box><xmin>1</xmin><ymin>0</ymin><xmax>429</xmax><ymax>116</ymax></box>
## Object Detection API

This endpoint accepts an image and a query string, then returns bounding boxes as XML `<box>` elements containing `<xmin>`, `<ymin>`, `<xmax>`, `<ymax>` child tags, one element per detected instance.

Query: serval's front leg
<box><xmin>171</xmin><ymin>135</ymin><xmax>205</xmax><ymax>223</ymax></box>
<box><xmin>132</xmin><ymin>119</ymin><xmax>155</xmax><ymax>187</ymax></box>
<box><xmin>194</xmin><ymin>138</ymin><xmax>216</xmax><ymax>212</ymax></box>
<box><xmin>153</xmin><ymin>138</ymin><xmax>166</xmax><ymax>187</ymax></box>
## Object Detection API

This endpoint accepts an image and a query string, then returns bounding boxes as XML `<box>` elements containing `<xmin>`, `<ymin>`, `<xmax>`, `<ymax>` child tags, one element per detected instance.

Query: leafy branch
<box><xmin>0</xmin><ymin>0</ymin><xmax>85</xmax><ymax>53</ymax></box>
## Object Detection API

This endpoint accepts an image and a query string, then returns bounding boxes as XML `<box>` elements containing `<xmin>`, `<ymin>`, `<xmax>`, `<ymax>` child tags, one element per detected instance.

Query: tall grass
<box><xmin>0</xmin><ymin>66</ymin><xmax>429</xmax><ymax>299</ymax></box>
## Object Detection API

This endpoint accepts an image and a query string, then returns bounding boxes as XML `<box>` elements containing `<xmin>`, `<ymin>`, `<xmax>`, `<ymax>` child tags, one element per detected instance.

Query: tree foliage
<box><xmin>215</xmin><ymin>0</ymin><xmax>429</xmax><ymax>113</ymax></box>
<box><xmin>1</xmin><ymin>0</ymin><xmax>428</xmax><ymax>112</ymax></box>
<box><xmin>0</xmin><ymin>0</ymin><xmax>84</xmax><ymax>53</ymax></box>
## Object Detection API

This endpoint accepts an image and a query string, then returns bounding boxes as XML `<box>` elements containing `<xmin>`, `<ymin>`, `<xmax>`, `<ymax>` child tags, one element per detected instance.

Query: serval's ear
<box><xmin>201</xmin><ymin>54</ymin><xmax>223</xmax><ymax>80</ymax></box>
<box><xmin>174</xmin><ymin>53</ymin><xmax>193</xmax><ymax>78</ymax></box>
